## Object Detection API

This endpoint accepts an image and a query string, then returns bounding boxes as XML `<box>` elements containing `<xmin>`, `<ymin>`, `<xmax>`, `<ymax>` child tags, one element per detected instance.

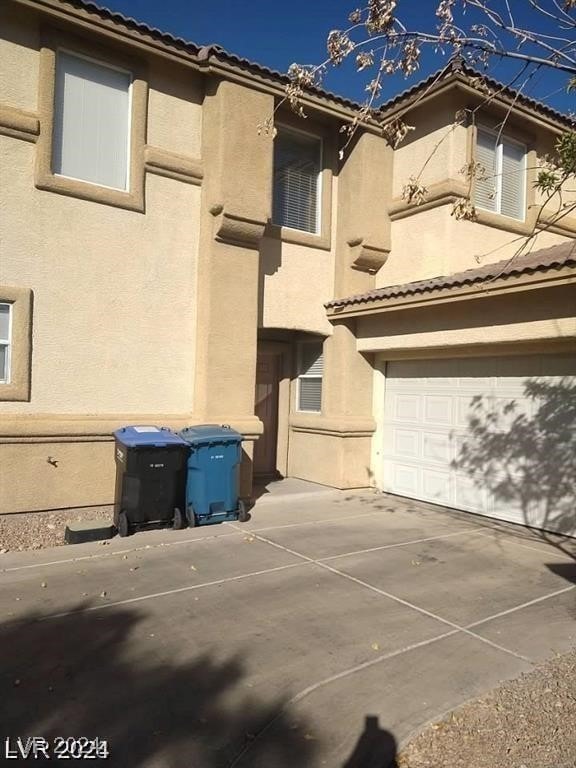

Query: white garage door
<box><xmin>382</xmin><ymin>354</ymin><xmax>576</xmax><ymax>535</ymax></box>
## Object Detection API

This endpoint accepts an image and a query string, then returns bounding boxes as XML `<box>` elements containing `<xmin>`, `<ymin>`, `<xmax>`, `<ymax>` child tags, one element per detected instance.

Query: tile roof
<box><xmin>379</xmin><ymin>59</ymin><xmax>575</xmax><ymax>128</ymax></box>
<box><xmin>325</xmin><ymin>242</ymin><xmax>576</xmax><ymax>310</ymax></box>
<box><xmin>52</xmin><ymin>2</ymin><xmax>574</xmax><ymax>124</ymax></box>
<box><xmin>55</xmin><ymin>0</ymin><xmax>364</xmax><ymax>111</ymax></box>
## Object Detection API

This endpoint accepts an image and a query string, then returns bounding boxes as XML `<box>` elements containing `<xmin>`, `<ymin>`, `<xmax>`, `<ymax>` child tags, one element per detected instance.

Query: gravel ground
<box><xmin>0</xmin><ymin>506</ymin><xmax>114</xmax><ymax>552</ymax></box>
<box><xmin>398</xmin><ymin>648</ymin><xmax>576</xmax><ymax>768</ymax></box>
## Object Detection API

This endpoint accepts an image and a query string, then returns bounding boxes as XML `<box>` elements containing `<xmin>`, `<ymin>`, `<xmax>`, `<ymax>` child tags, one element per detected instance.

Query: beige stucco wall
<box><xmin>0</xmin><ymin>440</ymin><xmax>115</xmax><ymax>513</ymax></box>
<box><xmin>0</xmin><ymin>136</ymin><xmax>200</xmax><ymax>414</ymax></box>
<box><xmin>356</xmin><ymin>283</ymin><xmax>576</xmax><ymax>353</ymax></box>
<box><xmin>391</xmin><ymin>97</ymin><xmax>467</xmax><ymax>199</ymax></box>
<box><xmin>148</xmin><ymin>62</ymin><xmax>203</xmax><ymax>158</ymax></box>
<box><xmin>0</xmin><ymin>5</ymin><xmax>39</xmax><ymax>112</ymax></box>
<box><xmin>288</xmin><ymin>430</ymin><xmax>373</xmax><ymax>489</ymax></box>
<box><xmin>382</xmin><ymin>89</ymin><xmax>574</xmax><ymax>288</ymax></box>
<box><xmin>259</xmin><ymin>237</ymin><xmax>334</xmax><ymax>335</ymax></box>
<box><xmin>381</xmin><ymin>207</ymin><xmax>571</xmax><ymax>287</ymax></box>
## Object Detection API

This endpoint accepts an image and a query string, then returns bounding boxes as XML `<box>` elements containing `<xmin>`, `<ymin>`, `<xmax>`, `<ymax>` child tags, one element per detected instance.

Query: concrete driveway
<box><xmin>1</xmin><ymin>484</ymin><xmax>574</xmax><ymax>767</ymax></box>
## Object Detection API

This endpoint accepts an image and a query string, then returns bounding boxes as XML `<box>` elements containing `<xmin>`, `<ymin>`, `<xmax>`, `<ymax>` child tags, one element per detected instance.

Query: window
<box><xmin>297</xmin><ymin>342</ymin><xmax>323</xmax><ymax>412</ymax></box>
<box><xmin>53</xmin><ymin>51</ymin><xmax>132</xmax><ymax>190</ymax></box>
<box><xmin>0</xmin><ymin>303</ymin><xmax>11</xmax><ymax>384</ymax></box>
<box><xmin>475</xmin><ymin>128</ymin><xmax>526</xmax><ymax>220</ymax></box>
<box><xmin>273</xmin><ymin>129</ymin><xmax>321</xmax><ymax>234</ymax></box>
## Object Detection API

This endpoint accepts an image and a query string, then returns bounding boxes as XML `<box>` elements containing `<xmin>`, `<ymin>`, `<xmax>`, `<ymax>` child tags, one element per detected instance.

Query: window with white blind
<box><xmin>297</xmin><ymin>341</ymin><xmax>323</xmax><ymax>412</ymax></box>
<box><xmin>474</xmin><ymin>128</ymin><xmax>526</xmax><ymax>220</ymax></box>
<box><xmin>273</xmin><ymin>129</ymin><xmax>321</xmax><ymax>234</ymax></box>
<box><xmin>53</xmin><ymin>51</ymin><xmax>132</xmax><ymax>190</ymax></box>
<box><xmin>0</xmin><ymin>303</ymin><xmax>11</xmax><ymax>384</ymax></box>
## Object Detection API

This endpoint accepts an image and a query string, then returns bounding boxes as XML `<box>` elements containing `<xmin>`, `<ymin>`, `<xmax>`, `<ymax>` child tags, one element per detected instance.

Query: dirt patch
<box><xmin>0</xmin><ymin>506</ymin><xmax>114</xmax><ymax>552</ymax></box>
<box><xmin>399</xmin><ymin>648</ymin><xmax>576</xmax><ymax>768</ymax></box>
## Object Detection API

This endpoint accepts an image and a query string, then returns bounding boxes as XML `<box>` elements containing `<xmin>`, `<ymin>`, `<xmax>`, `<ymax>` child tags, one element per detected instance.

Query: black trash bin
<box><xmin>113</xmin><ymin>426</ymin><xmax>189</xmax><ymax>537</ymax></box>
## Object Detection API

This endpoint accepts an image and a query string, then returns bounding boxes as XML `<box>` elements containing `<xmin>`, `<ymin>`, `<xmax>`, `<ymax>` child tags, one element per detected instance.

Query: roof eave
<box><xmin>326</xmin><ymin>267</ymin><xmax>576</xmax><ymax>318</ymax></box>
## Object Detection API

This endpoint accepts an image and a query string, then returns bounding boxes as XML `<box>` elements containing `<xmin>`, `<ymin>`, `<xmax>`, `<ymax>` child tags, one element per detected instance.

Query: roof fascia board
<box><xmin>12</xmin><ymin>0</ymin><xmax>204</xmax><ymax>70</ymax></box>
<box><xmin>326</xmin><ymin>270</ymin><xmax>576</xmax><ymax>318</ymax></box>
<box><xmin>13</xmin><ymin>0</ymin><xmax>374</xmax><ymax>125</ymax></box>
<box><xmin>454</xmin><ymin>80</ymin><xmax>568</xmax><ymax>134</ymax></box>
<box><xmin>204</xmin><ymin>58</ymin><xmax>380</xmax><ymax>129</ymax></box>
<box><xmin>381</xmin><ymin>72</ymin><xmax>569</xmax><ymax>134</ymax></box>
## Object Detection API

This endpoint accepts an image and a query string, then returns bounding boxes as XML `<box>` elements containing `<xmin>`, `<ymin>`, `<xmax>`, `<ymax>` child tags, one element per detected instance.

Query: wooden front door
<box><xmin>254</xmin><ymin>352</ymin><xmax>280</xmax><ymax>476</ymax></box>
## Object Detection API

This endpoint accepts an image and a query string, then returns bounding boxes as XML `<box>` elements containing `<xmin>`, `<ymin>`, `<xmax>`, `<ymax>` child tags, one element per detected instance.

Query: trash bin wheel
<box><xmin>173</xmin><ymin>507</ymin><xmax>186</xmax><ymax>530</ymax></box>
<box><xmin>117</xmin><ymin>510</ymin><xmax>131</xmax><ymax>538</ymax></box>
<box><xmin>238</xmin><ymin>499</ymin><xmax>249</xmax><ymax>523</ymax></box>
<box><xmin>186</xmin><ymin>504</ymin><xmax>197</xmax><ymax>528</ymax></box>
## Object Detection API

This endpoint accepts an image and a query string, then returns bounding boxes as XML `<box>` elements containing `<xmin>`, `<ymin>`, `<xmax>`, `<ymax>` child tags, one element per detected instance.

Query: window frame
<box><xmin>0</xmin><ymin>287</ymin><xmax>32</xmax><ymax>402</ymax></box>
<box><xmin>475</xmin><ymin>125</ymin><xmax>527</xmax><ymax>222</ymax></box>
<box><xmin>52</xmin><ymin>48</ymin><xmax>134</xmax><ymax>193</ymax></box>
<box><xmin>266</xmin><ymin>115</ymin><xmax>335</xmax><ymax>250</ymax></box>
<box><xmin>296</xmin><ymin>340</ymin><xmax>324</xmax><ymax>414</ymax></box>
<box><xmin>36</xmin><ymin>27</ymin><xmax>147</xmax><ymax>212</ymax></box>
<box><xmin>0</xmin><ymin>302</ymin><xmax>12</xmax><ymax>385</ymax></box>
<box><xmin>272</xmin><ymin>125</ymin><xmax>323</xmax><ymax>236</ymax></box>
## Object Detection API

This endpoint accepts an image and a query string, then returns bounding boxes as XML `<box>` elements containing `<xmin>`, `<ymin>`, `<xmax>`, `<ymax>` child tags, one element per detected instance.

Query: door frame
<box><xmin>255</xmin><ymin>340</ymin><xmax>292</xmax><ymax>478</ymax></box>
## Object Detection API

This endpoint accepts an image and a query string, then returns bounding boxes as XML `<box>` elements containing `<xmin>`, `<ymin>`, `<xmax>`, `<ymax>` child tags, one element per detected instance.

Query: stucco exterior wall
<box><xmin>147</xmin><ymin>63</ymin><xmax>203</xmax><ymax>157</ymax></box>
<box><xmin>259</xmin><ymin>237</ymin><xmax>334</xmax><ymax>335</ymax></box>
<box><xmin>356</xmin><ymin>283</ymin><xmax>576</xmax><ymax>353</ymax></box>
<box><xmin>287</xmin><ymin>430</ymin><xmax>373</xmax><ymax>489</ymax></box>
<box><xmin>0</xmin><ymin>6</ymin><xmax>39</xmax><ymax>112</ymax></box>
<box><xmin>0</xmin><ymin>136</ymin><xmax>200</xmax><ymax>414</ymax></box>
<box><xmin>381</xmin><ymin>207</ymin><xmax>571</xmax><ymax>287</ymax></box>
<box><xmin>391</xmin><ymin>97</ymin><xmax>466</xmax><ymax>198</ymax></box>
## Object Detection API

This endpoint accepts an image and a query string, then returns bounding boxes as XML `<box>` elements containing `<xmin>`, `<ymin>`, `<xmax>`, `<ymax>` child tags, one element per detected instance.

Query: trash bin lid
<box><xmin>114</xmin><ymin>426</ymin><xmax>189</xmax><ymax>448</ymax></box>
<box><xmin>179</xmin><ymin>424</ymin><xmax>242</xmax><ymax>445</ymax></box>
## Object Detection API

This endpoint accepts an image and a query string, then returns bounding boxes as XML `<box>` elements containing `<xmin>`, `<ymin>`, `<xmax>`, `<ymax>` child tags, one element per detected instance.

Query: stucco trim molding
<box><xmin>210</xmin><ymin>205</ymin><xmax>267</xmax><ymax>248</ymax></box>
<box><xmin>289</xmin><ymin>414</ymin><xmax>376</xmax><ymax>437</ymax></box>
<box><xmin>144</xmin><ymin>146</ymin><xmax>203</xmax><ymax>186</ymax></box>
<box><xmin>0</xmin><ymin>286</ymin><xmax>33</xmax><ymax>402</ymax></box>
<box><xmin>0</xmin><ymin>413</ymin><xmax>263</xmax><ymax>440</ymax></box>
<box><xmin>348</xmin><ymin>238</ymin><xmax>390</xmax><ymax>273</ymax></box>
<box><xmin>388</xmin><ymin>179</ymin><xmax>469</xmax><ymax>220</ymax></box>
<box><xmin>0</xmin><ymin>104</ymin><xmax>39</xmax><ymax>143</ymax></box>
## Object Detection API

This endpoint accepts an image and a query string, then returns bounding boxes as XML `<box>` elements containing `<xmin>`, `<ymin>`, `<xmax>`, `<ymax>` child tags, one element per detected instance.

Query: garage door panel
<box><xmin>382</xmin><ymin>354</ymin><xmax>576</xmax><ymax>536</ymax></box>
<box><xmin>389</xmin><ymin>393</ymin><xmax>421</xmax><ymax>422</ymax></box>
<box><xmin>388</xmin><ymin>463</ymin><xmax>420</xmax><ymax>496</ymax></box>
<box><xmin>422</xmin><ymin>432</ymin><xmax>451</xmax><ymax>464</ymax></box>
<box><xmin>424</xmin><ymin>395</ymin><xmax>453</xmax><ymax>425</ymax></box>
<box><xmin>422</xmin><ymin>469</ymin><xmax>451</xmax><ymax>505</ymax></box>
<box><xmin>393</xmin><ymin>429</ymin><xmax>419</xmax><ymax>459</ymax></box>
<box><xmin>454</xmin><ymin>475</ymin><xmax>489</xmax><ymax>514</ymax></box>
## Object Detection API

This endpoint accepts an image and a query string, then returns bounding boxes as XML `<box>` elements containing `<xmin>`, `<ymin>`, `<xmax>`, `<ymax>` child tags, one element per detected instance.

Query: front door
<box><xmin>254</xmin><ymin>352</ymin><xmax>280</xmax><ymax>477</ymax></box>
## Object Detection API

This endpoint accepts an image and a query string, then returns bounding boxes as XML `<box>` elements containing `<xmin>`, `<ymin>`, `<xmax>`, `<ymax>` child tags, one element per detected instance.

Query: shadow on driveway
<box><xmin>0</xmin><ymin>604</ymin><xmax>318</xmax><ymax>767</ymax></box>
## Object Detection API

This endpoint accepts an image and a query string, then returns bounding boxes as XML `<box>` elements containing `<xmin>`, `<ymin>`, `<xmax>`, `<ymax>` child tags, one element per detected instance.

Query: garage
<box><xmin>381</xmin><ymin>354</ymin><xmax>576</xmax><ymax>535</ymax></box>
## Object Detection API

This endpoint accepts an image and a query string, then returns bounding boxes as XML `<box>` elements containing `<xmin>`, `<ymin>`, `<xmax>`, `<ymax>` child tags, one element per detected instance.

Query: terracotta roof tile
<box><xmin>52</xmin><ymin>2</ymin><xmax>574</xmax><ymax>124</ymax></box>
<box><xmin>379</xmin><ymin>60</ymin><xmax>575</xmax><ymax>128</ymax></box>
<box><xmin>326</xmin><ymin>242</ymin><xmax>576</xmax><ymax>310</ymax></box>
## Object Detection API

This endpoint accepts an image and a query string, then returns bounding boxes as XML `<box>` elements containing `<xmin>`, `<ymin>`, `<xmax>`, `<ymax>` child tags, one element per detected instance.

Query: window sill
<box><xmin>35</xmin><ymin>171</ymin><xmax>145</xmax><ymax>212</ymax></box>
<box><xmin>265</xmin><ymin>222</ymin><xmax>331</xmax><ymax>251</ymax></box>
<box><xmin>474</xmin><ymin>206</ymin><xmax>537</xmax><ymax>236</ymax></box>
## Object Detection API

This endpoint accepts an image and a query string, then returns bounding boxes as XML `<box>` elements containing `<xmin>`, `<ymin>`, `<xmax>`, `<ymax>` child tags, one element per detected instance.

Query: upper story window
<box><xmin>0</xmin><ymin>303</ymin><xmax>11</xmax><ymax>384</ymax></box>
<box><xmin>474</xmin><ymin>127</ymin><xmax>526</xmax><ymax>221</ymax></box>
<box><xmin>273</xmin><ymin>128</ymin><xmax>322</xmax><ymax>234</ymax></box>
<box><xmin>53</xmin><ymin>51</ymin><xmax>132</xmax><ymax>191</ymax></box>
<box><xmin>297</xmin><ymin>341</ymin><xmax>324</xmax><ymax>412</ymax></box>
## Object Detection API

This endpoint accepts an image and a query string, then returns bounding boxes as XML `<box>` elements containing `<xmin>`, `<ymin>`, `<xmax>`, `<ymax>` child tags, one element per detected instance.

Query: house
<box><xmin>1</xmin><ymin>0</ymin><xmax>574</xmax><ymax>534</ymax></box>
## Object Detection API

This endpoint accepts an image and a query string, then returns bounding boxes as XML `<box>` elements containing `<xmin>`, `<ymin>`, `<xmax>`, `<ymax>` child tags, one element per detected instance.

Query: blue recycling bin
<box><xmin>179</xmin><ymin>425</ymin><xmax>249</xmax><ymax>526</ymax></box>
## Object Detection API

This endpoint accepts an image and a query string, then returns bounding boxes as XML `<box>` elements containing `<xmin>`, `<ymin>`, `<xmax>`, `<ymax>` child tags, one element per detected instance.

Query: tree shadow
<box><xmin>342</xmin><ymin>715</ymin><xmax>398</xmax><ymax>768</ymax></box>
<box><xmin>452</xmin><ymin>376</ymin><xmax>576</xmax><ymax>561</ymax></box>
<box><xmin>0</xmin><ymin>604</ymin><xmax>318</xmax><ymax>767</ymax></box>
